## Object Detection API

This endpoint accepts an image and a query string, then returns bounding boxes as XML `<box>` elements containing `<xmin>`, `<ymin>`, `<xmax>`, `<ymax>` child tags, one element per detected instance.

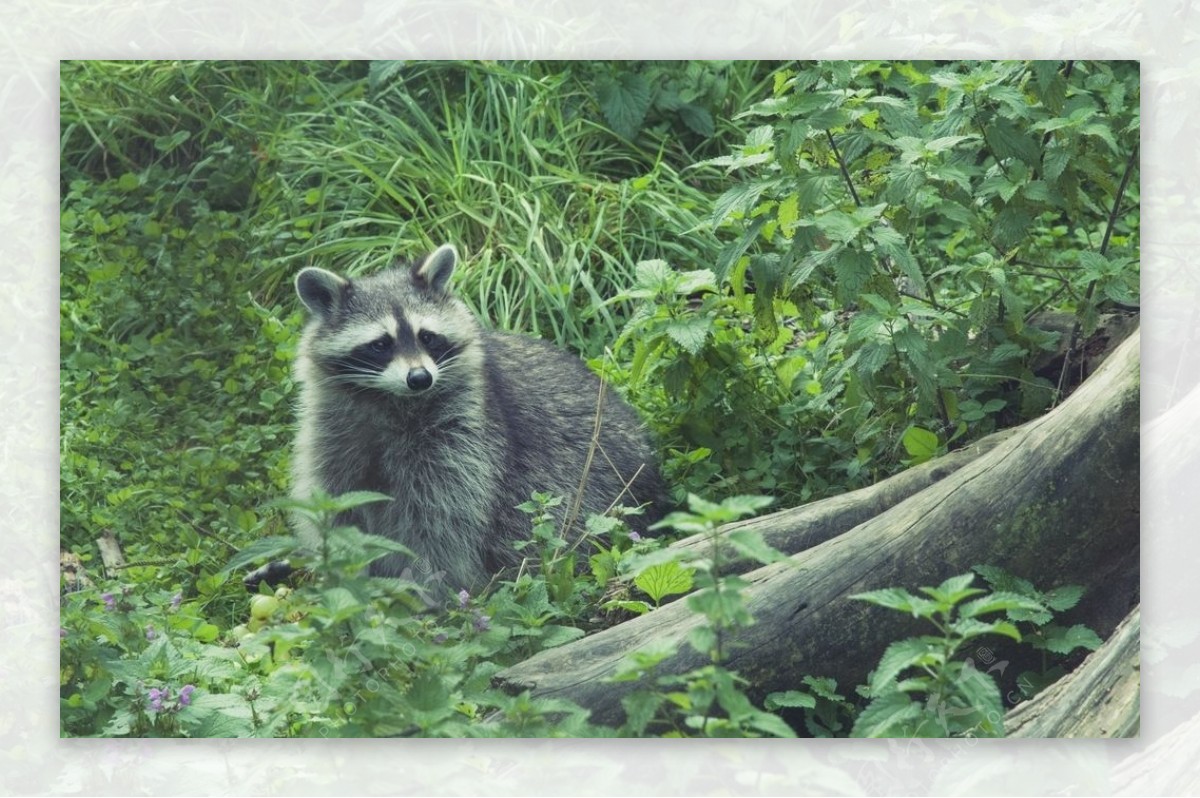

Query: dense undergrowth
<box><xmin>60</xmin><ymin>60</ymin><xmax>1138</xmax><ymax>737</ymax></box>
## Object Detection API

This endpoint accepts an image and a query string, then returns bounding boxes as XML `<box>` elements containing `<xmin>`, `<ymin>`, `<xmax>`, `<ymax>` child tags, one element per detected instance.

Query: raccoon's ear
<box><xmin>295</xmin><ymin>267</ymin><xmax>348</xmax><ymax>319</ymax></box>
<box><xmin>413</xmin><ymin>244</ymin><xmax>457</xmax><ymax>295</ymax></box>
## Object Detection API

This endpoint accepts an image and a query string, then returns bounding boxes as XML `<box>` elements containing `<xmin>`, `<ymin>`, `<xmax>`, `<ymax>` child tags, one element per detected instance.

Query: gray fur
<box><xmin>291</xmin><ymin>244</ymin><xmax>666</xmax><ymax>590</ymax></box>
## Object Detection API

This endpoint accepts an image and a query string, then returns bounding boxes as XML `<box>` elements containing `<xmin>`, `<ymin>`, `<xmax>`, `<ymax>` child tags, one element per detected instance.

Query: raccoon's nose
<box><xmin>407</xmin><ymin>367</ymin><xmax>433</xmax><ymax>391</ymax></box>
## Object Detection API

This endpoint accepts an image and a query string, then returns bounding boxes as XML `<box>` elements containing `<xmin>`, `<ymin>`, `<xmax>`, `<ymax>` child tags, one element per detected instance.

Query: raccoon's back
<box><xmin>478</xmin><ymin>331</ymin><xmax>665</xmax><ymax>537</ymax></box>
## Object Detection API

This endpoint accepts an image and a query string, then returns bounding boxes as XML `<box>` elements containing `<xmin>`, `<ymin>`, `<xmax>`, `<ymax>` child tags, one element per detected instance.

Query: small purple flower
<box><xmin>148</xmin><ymin>687</ymin><xmax>167</xmax><ymax>712</ymax></box>
<box><xmin>145</xmin><ymin>624</ymin><xmax>156</xmax><ymax>641</ymax></box>
<box><xmin>178</xmin><ymin>684</ymin><xmax>195</xmax><ymax>707</ymax></box>
<box><xmin>457</xmin><ymin>589</ymin><xmax>470</xmax><ymax>608</ymax></box>
<box><xmin>472</xmin><ymin>609</ymin><xmax>490</xmax><ymax>633</ymax></box>
<box><xmin>629</xmin><ymin>531</ymin><xmax>642</xmax><ymax>542</ymax></box>
<box><xmin>101</xmin><ymin>592</ymin><xmax>115</xmax><ymax>611</ymax></box>
<box><xmin>432</xmin><ymin>632</ymin><xmax>448</xmax><ymax>645</ymax></box>
<box><xmin>60</xmin><ymin>627</ymin><xmax>68</xmax><ymax>639</ymax></box>
<box><xmin>170</xmin><ymin>592</ymin><xmax>182</xmax><ymax>610</ymax></box>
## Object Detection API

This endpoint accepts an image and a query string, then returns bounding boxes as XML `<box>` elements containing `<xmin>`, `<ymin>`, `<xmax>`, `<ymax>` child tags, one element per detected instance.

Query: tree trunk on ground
<box><xmin>495</xmin><ymin>330</ymin><xmax>1140</xmax><ymax>734</ymax></box>
<box><xmin>1005</xmin><ymin>605</ymin><xmax>1139</xmax><ymax>737</ymax></box>
<box><xmin>666</xmin><ymin>427</ymin><xmax>1019</xmax><ymax>574</ymax></box>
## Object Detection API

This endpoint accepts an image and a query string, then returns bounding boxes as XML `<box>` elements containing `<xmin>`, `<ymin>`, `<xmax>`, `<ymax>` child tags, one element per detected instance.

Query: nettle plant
<box><xmin>850</xmin><ymin>573</ymin><xmax>1048</xmax><ymax>737</ymax></box>
<box><xmin>610</xmin><ymin>493</ymin><xmax>800</xmax><ymax>737</ymax></box>
<box><xmin>609</xmin><ymin>60</ymin><xmax>1138</xmax><ymax>508</ymax></box>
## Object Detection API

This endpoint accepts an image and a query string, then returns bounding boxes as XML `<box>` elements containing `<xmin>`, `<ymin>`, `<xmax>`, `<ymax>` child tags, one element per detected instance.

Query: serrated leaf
<box><xmin>987</xmin><ymin>116</ymin><xmax>1041</xmax><ymax>166</ymax></box>
<box><xmin>1042</xmin><ymin>624</ymin><xmax>1103</xmax><ymax>655</ymax></box>
<box><xmin>405</xmin><ymin>670</ymin><xmax>450</xmax><ymax>712</ymax></box>
<box><xmin>972</xmin><ymin>565</ymin><xmax>1037</xmax><ymax>597</ymax></box>
<box><xmin>663</xmin><ymin>316</ymin><xmax>714</xmax><ymax>355</ymax></box>
<box><xmin>949</xmin><ymin>662</ymin><xmax>1005</xmax><ymax>737</ymax></box>
<box><xmin>725</xmin><ymin>529</ymin><xmax>789</xmax><ymax>566</ymax></box>
<box><xmin>1042</xmin><ymin>144</ymin><xmax>1072</xmax><ymax>183</ymax></box>
<box><xmin>367</xmin><ymin>60</ymin><xmax>406</xmax><ymax>93</ymax></box>
<box><xmin>950</xmin><ymin>617</ymin><xmax>1022</xmax><ymax>643</ymax></box>
<box><xmin>674</xmin><ymin>269</ymin><xmax>717</xmax><ymax>296</ymax></box>
<box><xmin>852</xmin><ymin>588</ymin><xmax>940</xmax><ymax>618</ymax></box>
<box><xmin>633</xmin><ymin>258</ymin><xmax>673</xmax><ymax>290</ymax></box>
<box><xmin>851</xmin><ymin>691</ymin><xmax>925</xmax><ymax>738</ymax></box>
<box><xmin>832</xmin><ymin>249</ymin><xmax>876</xmax><ymax>303</ymax></box>
<box><xmin>596</xmin><ymin>71</ymin><xmax>652</xmax><ymax>140</ymax></box>
<box><xmin>777</xmin><ymin>193</ymin><xmax>800</xmax><ymax>238</ymax></box>
<box><xmin>928</xmin><ymin>573</ymin><xmax>983</xmax><ymax>602</ymax></box>
<box><xmin>621</xmin><ymin>690</ymin><xmax>664</xmax><ymax>735</ymax></box>
<box><xmin>958</xmin><ymin>591</ymin><xmax>1048</xmax><ymax>620</ymax></box>
<box><xmin>321</xmin><ymin>586</ymin><xmax>364</xmax><ymax>621</ymax></box>
<box><xmin>634</xmin><ymin>561</ymin><xmax>695</xmax><ymax>604</ymax></box>
<box><xmin>765</xmin><ymin>690</ymin><xmax>818</xmax><ymax>710</ymax></box>
<box><xmin>677</xmin><ymin>103</ymin><xmax>714</xmax><ymax>137</ymax></box>
<box><xmin>869</xmin><ymin>638</ymin><xmax>943</xmax><ymax>694</ymax></box>
<box><xmin>815</xmin><ymin>210</ymin><xmax>866</xmax><ymax>244</ymax></box>
<box><xmin>602</xmin><ymin>599</ymin><xmax>652</xmax><ymax>616</ymax></box>
<box><xmin>711</xmin><ymin>181</ymin><xmax>774</xmax><ymax>227</ymax></box>
<box><xmin>802</xmin><ymin>675</ymin><xmax>843</xmax><ymax>702</ymax></box>
<box><xmin>1042</xmin><ymin>584</ymin><xmax>1085</xmax><ymax>612</ymax></box>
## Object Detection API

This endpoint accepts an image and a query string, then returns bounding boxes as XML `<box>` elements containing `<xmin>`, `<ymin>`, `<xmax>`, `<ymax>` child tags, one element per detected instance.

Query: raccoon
<box><xmin>291</xmin><ymin>244</ymin><xmax>666</xmax><ymax>591</ymax></box>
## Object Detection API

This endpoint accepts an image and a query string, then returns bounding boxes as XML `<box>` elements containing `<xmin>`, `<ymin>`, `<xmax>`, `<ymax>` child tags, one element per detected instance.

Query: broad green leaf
<box><xmin>987</xmin><ymin>116</ymin><xmax>1041</xmax><ymax>166</ymax></box>
<box><xmin>1041</xmin><ymin>624</ymin><xmax>1103</xmax><ymax>655</ymax></box>
<box><xmin>677</xmin><ymin>103</ymin><xmax>715</xmax><ymax>137</ymax></box>
<box><xmin>634</xmin><ymin>561</ymin><xmax>696</xmax><ymax>604</ymax></box>
<box><xmin>852</xmin><ymin>587</ymin><xmax>940</xmax><ymax>618</ymax></box>
<box><xmin>664</xmin><ymin>316</ymin><xmax>714</xmax><ymax>355</ymax></box>
<box><xmin>777</xmin><ymin>193</ymin><xmax>800</xmax><ymax>238</ymax></box>
<box><xmin>1042</xmin><ymin>584</ymin><xmax>1085</xmax><ymax>612</ymax></box>
<box><xmin>726</xmin><ymin>529</ymin><xmax>789</xmax><ymax>566</ymax></box>
<box><xmin>958</xmin><ymin>591</ymin><xmax>1048</xmax><ymax>620</ymax></box>
<box><xmin>950</xmin><ymin>617</ymin><xmax>1022</xmax><ymax>643</ymax></box>
<box><xmin>711</xmin><ymin>180</ymin><xmax>775</xmax><ymax>227</ymax></box>
<box><xmin>405</xmin><ymin>670</ymin><xmax>450</xmax><ymax>712</ymax></box>
<box><xmin>851</xmin><ymin>691</ymin><xmax>925</xmax><ymax>738</ymax></box>
<box><xmin>674</xmin><ymin>268</ymin><xmax>718</xmax><ymax>295</ymax></box>
<box><xmin>944</xmin><ymin>669</ymin><xmax>1005</xmax><ymax>738</ymax></box>
<box><xmin>596</xmin><ymin>71</ymin><xmax>651</xmax><ymax>140</ymax></box>
<box><xmin>802</xmin><ymin>675</ymin><xmax>843</xmax><ymax>701</ymax></box>
<box><xmin>621</xmin><ymin>690</ymin><xmax>664</xmax><ymax>735</ymax></box>
<box><xmin>901</xmin><ymin>426</ymin><xmax>940</xmax><ymax>462</ymax></box>
<box><xmin>869</xmin><ymin>638</ymin><xmax>943</xmax><ymax>694</ymax></box>
<box><xmin>921</xmin><ymin>573</ymin><xmax>985</xmax><ymax>606</ymax></box>
<box><xmin>764</xmin><ymin>690</ymin><xmax>817</xmax><ymax>710</ymax></box>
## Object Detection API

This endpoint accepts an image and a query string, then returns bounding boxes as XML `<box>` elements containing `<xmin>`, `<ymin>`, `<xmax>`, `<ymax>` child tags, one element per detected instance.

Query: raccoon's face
<box><xmin>295</xmin><ymin>244</ymin><xmax>479</xmax><ymax>398</ymax></box>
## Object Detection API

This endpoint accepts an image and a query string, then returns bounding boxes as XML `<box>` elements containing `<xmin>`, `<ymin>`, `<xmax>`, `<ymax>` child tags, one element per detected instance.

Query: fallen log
<box><xmin>1005</xmin><ymin>605</ymin><xmax>1139</xmax><ymax>737</ymax></box>
<box><xmin>666</xmin><ymin>427</ymin><xmax>1019</xmax><ymax>573</ymax></box>
<box><xmin>495</xmin><ymin>330</ymin><xmax>1140</xmax><ymax>732</ymax></box>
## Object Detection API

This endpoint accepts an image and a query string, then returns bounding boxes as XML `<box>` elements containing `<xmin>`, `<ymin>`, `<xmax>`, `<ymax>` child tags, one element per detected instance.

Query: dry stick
<box><xmin>559</xmin><ymin>375</ymin><xmax>607</xmax><ymax>543</ymax></box>
<box><xmin>1054</xmin><ymin>142</ymin><xmax>1139</xmax><ymax>405</ymax></box>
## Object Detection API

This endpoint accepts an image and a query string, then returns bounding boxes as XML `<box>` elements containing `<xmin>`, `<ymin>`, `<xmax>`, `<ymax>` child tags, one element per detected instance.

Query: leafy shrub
<box><xmin>604</xmin><ymin>59</ymin><xmax>1138</xmax><ymax>506</ymax></box>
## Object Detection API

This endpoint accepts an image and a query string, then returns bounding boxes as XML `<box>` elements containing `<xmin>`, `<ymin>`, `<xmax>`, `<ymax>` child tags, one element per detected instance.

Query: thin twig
<box><xmin>825</xmin><ymin>130</ymin><xmax>861</xmax><ymax>207</ymax></box>
<box><xmin>560</xmin><ymin>375</ymin><xmax>607</xmax><ymax>541</ymax></box>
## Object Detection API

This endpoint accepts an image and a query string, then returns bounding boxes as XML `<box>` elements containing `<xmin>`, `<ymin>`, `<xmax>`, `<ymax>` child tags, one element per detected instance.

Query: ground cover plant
<box><xmin>60</xmin><ymin>60</ymin><xmax>1138</xmax><ymax>737</ymax></box>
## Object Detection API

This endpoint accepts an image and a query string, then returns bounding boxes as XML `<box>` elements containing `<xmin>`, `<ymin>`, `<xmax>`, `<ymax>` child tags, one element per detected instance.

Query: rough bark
<box><xmin>495</xmin><ymin>330</ymin><xmax>1140</xmax><ymax>732</ymax></box>
<box><xmin>1005</xmin><ymin>605</ymin><xmax>1139</xmax><ymax>737</ymax></box>
<box><xmin>666</xmin><ymin>427</ymin><xmax>1019</xmax><ymax>573</ymax></box>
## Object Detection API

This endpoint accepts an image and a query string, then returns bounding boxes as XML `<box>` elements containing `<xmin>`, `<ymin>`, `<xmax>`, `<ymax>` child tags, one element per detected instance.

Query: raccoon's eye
<box><xmin>368</xmin><ymin>336</ymin><xmax>392</xmax><ymax>353</ymax></box>
<box><xmin>418</xmin><ymin>330</ymin><xmax>441</xmax><ymax>347</ymax></box>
